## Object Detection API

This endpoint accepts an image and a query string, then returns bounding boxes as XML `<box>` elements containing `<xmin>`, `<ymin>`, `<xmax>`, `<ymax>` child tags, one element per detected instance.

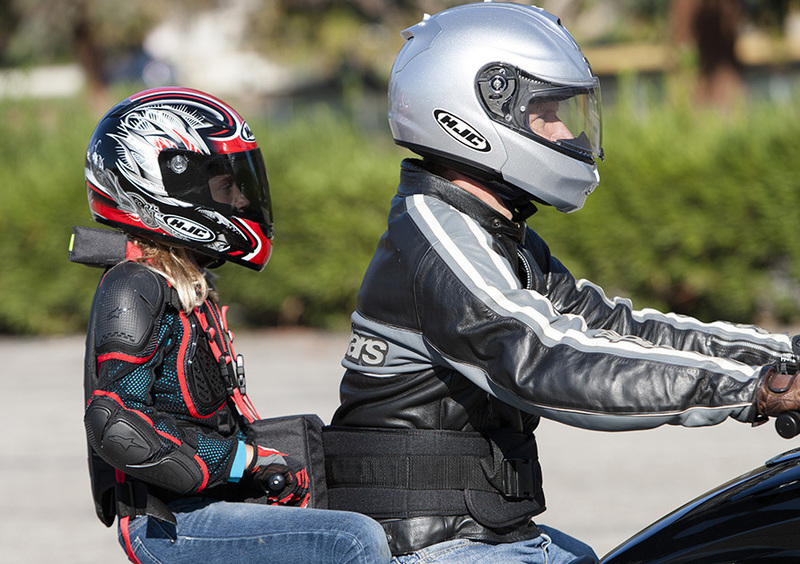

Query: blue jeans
<box><xmin>118</xmin><ymin>497</ymin><xmax>391</xmax><ymax>564</ymax></box>
<box><xmin>390</xmin><ymin>525</ymin><xmax>597</xmax><ymax>564</ymax></box>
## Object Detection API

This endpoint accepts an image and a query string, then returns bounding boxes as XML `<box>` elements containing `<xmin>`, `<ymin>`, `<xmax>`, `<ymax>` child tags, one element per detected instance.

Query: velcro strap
<box><xmin>327</xmin><ymin>486</ymin><xmax>471</xmax><ymax>519</ymax></box>
<box><xmin>69</xmin><ymin>226</ymin><xmax>128</xmax><ymax>268</ymax></box>
<box><xmin>115</xmin><ymin>478</ymin><xmax>177</xmax><ymax>525</ymax></box>
<box><xmin>769</xmin><ymin>370</ymin><xmax>798</xmax><ymax>394</ymax></box>
<box><xmin>327</xmin><ymin>452</ymin><xmax>489</xmax><ymax>491</ymax></box>
<box><xmin>323</xmin><ymin>426</ymin><xmax>538</xmax><ymax>497</ymax></box>
<box><xmin>324</xmin><ymin>426</ymin><xmax>492</xmax><ymax>458</ymax></box>
<box><xmin>323</xmin><ymin>427</ymin><xmax>492</xmax><ymax>492</ymax></box>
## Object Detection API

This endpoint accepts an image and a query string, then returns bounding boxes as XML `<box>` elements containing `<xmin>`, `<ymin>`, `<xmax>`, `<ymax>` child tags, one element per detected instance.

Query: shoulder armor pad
<box><xmin>92</xmin><ymin>262</ymin><xmax>174</xmax><ymax>357</ymax></box>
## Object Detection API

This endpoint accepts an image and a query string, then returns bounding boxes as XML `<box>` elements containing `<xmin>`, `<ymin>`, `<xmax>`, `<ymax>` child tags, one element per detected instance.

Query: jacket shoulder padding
<box><xmin>92</xmin><ymin>261</ymin><xmax>172</xmax><ymax>357</ymax></box>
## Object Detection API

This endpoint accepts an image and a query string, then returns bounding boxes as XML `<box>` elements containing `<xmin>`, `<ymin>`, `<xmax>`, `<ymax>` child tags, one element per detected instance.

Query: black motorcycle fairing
<box><xmin>601</xmin><ymin>449</ymin><xmax>800</xmax><ymax>563</ymax></box>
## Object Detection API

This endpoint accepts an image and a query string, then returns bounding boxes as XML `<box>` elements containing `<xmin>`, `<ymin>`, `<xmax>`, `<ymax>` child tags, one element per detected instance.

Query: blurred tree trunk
<box><xmin>671</xmin><ymin>0</ymin><xmax>744</xmax><ymax>108</ymax></box>
<box><xmin>73</xmin><ymin>0</ymin><xmax>109</xmax><ymax>113</ymax></box>
<box><xmin>0</xmin><ymin>3</ymin><xmax>20</xmax><ymax>61</ymax></box>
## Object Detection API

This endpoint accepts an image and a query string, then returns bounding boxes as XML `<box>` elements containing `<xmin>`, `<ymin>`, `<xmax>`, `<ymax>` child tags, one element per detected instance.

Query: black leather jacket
<box><xmin>331</xmin><ymin>159</ymin><xmax>791</xmax><ymax>554</ymax></box>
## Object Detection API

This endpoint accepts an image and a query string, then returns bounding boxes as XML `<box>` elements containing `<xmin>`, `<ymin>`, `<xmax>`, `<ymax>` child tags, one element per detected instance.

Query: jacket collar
<box><xmin>399</xmin><ymin>159</ymin><xmax>526</xmax><ymax>244</ymax></box>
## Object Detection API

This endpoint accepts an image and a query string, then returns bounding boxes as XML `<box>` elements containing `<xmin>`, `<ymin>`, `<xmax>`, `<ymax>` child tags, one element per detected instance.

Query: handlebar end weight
<box><xmin>775</xmin><ymin>411</ymin><xmax>800</xmax><ymax>439</ymax></box>
<box><xmin>267</xmin><ymin>472</ymin><xmax>286</xmax><ymax>493</ymax></box>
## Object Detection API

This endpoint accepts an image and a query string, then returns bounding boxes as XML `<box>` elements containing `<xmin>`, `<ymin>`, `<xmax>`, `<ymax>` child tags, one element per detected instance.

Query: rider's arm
<box><xmin>537</xmin><ymin>249</ymin><xmax>792</xmax><ymax>366</ymax></box>
<box><xmin>408</xmin><ymin>196</ymin><xmax>772</xmax><ymax>430</ymax></box>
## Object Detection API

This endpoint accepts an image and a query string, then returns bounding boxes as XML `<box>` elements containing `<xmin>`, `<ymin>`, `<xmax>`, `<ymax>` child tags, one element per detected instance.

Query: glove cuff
<box><xmin>228</xmin><ymin>440</ymin><xmax>248</xmax><ymax>482</ymax></box>
<box><xmin>246</xmin><ymin>442</ymin><xmax>287</xmax><ymax>472</ymax></box>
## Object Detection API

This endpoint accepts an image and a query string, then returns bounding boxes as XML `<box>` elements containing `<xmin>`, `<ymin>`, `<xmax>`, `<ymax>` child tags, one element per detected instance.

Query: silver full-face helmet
<box><xmin>388</xmin><ymin>1</ymin><xmax>603</xmax><ymax>213</ymax></box>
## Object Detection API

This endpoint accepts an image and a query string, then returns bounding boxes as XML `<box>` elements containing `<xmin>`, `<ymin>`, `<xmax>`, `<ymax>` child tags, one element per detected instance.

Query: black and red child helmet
<box><xmin>85</xmin><ymin>87</ymin><xmax>273</xmax><ymax>270</ymax></box>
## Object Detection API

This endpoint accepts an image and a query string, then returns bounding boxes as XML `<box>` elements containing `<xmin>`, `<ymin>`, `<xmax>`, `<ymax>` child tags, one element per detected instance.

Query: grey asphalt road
<box><xmin>2</xmin><ymin>329</ymin><xmax>794</xmax><ymax>563</ymax></box>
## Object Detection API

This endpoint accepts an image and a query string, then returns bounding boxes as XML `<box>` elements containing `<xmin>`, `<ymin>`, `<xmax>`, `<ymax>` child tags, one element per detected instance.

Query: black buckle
<box><xmin>220</xmin><ymin>356</ymin><xmax>234</xmax><ymax>395</ymax></box>
<box><xmin>778</xmin><ymin>354</ymin><xmax>798</xmax><ymax>375</ymax></box>
<box><xmin>235</xmin><ymin>354</ymin><xmax>246</xmax><ymax>395</ymax></box>
<box><xmin>220</xmin><ymin>354</ymin><xmax>247</xmax><ymax>396</ymax></box>
<box><xmin>501</xmin><ymin>458</ymin><xmax>536</xmax><ymax>499</ymax></box>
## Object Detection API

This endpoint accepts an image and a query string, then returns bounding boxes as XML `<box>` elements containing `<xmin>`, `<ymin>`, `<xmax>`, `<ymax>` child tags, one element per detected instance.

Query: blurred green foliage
<box><xmin>533</xmin><ymin>76</ymin><xmax>800</xmax><ymax>326</ymax></box>
<box><xmin>3</xmin><ymin>82</ymin><xmax>800</xmax><ymax>335</ymax></box>
<box><xmin>217</xmin><ymin>108</ymin><xmax>404</xmax><ymax>331</ymax></box>
<box><xmin>0</xmin><ymin>93</ymin><xmax>403</xmax><ymax>334</ymax></box>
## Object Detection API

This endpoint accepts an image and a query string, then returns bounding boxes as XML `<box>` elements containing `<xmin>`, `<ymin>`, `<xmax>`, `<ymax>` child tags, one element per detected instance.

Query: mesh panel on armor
<box><xmin>93</xmin><ymin>303</ymin><xmax>238</xmax><ymax>488</ymax></box>
<box><xmin>100</xmin><ymin>360</ymin><xmax>127</xmax><ymax>381</ymax></box>
<box><xmin>99</xmin><ymin>312</ymin><xmax>173</xmax><ymax>395</ymax></box>
<box><xmin>125</xmin><ymin>365</ymin><xmax>153</xmax><ymax>398</ymax></box>
<box><xmin>153</xmin><ymin>419</ymin><xmax>174</xmax><ymax>435</ymax></box>
<box><xmin>156</xmin><ymin>359</ymin><xmax>187</xmax><ymax>414</ymax></box>
<box><xmin>196</xmin><ymin>433</ymin><xmax>235</xmax><ymax>473</ymax></box>
<box><xmin>101</xmin><ymin>358</ymin><xmax>153</xmax><ymax>400</ymax></box>
<box><xmin>190</xmin><ymin>337</ymin><xmax>229</xmax><ymax>407</ymax></box>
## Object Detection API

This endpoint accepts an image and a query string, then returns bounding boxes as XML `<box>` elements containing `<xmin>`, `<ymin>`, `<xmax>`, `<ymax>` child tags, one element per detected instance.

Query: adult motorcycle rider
<box><xmin>324</xmin><ymin>3</ymin><xmax>800</xmax><ymax>563</ymax></box>
<box><xmin>81</xmin><ymin>87</ymin><xmax>390</xmax><ymax>564</ymax></box>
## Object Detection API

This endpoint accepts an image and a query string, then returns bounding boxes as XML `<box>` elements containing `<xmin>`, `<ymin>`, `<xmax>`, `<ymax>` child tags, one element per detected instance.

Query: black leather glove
<box><xmin>246</xmin><ymin>444</ymin><xmax>310</xmax><ymax>506</ymax></box>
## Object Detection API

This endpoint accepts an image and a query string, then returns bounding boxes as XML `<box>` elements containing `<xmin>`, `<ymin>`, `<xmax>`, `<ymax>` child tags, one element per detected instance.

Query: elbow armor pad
<box><xmin>85</xmin><ymin>395</ymin><xmax>205</xmax><ymax>494</ymax></box>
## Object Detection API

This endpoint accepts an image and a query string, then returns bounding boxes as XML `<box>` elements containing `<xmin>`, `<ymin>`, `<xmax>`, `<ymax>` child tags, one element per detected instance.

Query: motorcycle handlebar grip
<box><xmin>775</xmin><ymin>411</ymin><xmax>800</xmax><ymax>439</ymax></box>
<box><xmin>267</xmin><ymin>472</ymin><xmax>286</xmax><ymax>493</ymax></box>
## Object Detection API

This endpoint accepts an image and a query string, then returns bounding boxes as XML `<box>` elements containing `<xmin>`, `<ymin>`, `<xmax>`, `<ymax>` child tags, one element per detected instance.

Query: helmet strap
<box><xmin>509</xmin><ymin>198</ymin><xmax>538</xmax><ymax>222</ymax></box>
<box><xmin>482</xmin><ymin>179</ymin><xmax>539</xmax><ymax>221</ymax></box>
<box><xmin>421</xmin><ymin>156</ymin><xmax>539</xmax><ymax>222</ymax></box>
<box><xmin>193</xmin><ymin>252</ymin><xmax>225</xmax><ymax>270</ymax></box>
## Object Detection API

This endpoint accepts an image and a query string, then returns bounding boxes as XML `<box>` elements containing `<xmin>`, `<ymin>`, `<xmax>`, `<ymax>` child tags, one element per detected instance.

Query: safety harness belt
<box><xmin>323</xmin><ymin>426</ymin><xmax>544</xmax><ymax>528</ymax></box>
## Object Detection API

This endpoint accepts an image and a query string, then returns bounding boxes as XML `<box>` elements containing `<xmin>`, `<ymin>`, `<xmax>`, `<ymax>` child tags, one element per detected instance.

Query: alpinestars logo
<box><xmin>345</xmin><ymin>330</ymin><xmax>389</xmax><ymax>367</ymax></box>
<box><xmin>434</xmin><ymin>110</ymin><xmax>490</xmax><ymax>152</ymax></box>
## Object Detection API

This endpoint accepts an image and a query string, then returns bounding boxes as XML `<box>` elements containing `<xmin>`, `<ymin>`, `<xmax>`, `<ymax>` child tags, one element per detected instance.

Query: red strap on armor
<box><xmin>194</xmin><ymin>302</ymin><xmax>260</xmax><ymax>422</ymax></box>
<box><xmin>119</xmin><ymin>516</ymin><xmax>141</xmax><ymax>564</ymax></box>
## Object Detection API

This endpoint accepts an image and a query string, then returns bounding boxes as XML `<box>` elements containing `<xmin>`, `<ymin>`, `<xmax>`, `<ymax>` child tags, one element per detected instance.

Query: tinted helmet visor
<box><xmin>159</xmin><ymin>148</ymin><xmax>272</xmax><ymax>227</ymax></box>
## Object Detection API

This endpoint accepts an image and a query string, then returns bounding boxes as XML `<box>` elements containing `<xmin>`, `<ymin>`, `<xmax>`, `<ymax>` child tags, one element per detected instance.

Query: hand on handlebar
<box><xmin>757</xmin><ymin>365</ymin><xmax>800</xmax><ymax>417</ymax></box>
<box><xmin>757</xmin><ymin>365</ymin><xmax>800</xmax><ymax>438</ymax></box>
<box><xmin>246</xmin><ymin>444</ymin><xmax>310</xmax><ymax>506</ymax></box>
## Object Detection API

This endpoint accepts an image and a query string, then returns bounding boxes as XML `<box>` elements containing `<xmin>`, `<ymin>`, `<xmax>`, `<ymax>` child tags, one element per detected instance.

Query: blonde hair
<box><xmin>130</xmin><ymin>238</ymin><xmax>215</xmax><ymax>313</ymax></box>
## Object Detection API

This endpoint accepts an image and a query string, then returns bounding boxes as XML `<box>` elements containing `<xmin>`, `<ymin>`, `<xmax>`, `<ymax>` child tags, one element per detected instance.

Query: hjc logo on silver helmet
<box><xmin>433</xmin><ymin>109</ymin><xmax>491</xmax><ymax>152</ymax></box>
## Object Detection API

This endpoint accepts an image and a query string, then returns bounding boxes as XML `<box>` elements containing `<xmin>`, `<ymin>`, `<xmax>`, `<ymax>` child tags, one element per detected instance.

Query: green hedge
<box><xmin>3</xmin><ymin>87</ymin><xmax>800</xmax><ymax>335</ymax></box>
<box><xmin>533</xmin><ymin>89</ymin><xmax>800</xmax><ymax>326</ymax></box>
<box><xmin>216</xmin><ymin>108</ymin><xmax>403</xmax><ymax>330</ymax></box>
<box><xmin>0</xmin><ymin>96</ymin><xmax>402</xmax><ymax>334</ymax></box>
